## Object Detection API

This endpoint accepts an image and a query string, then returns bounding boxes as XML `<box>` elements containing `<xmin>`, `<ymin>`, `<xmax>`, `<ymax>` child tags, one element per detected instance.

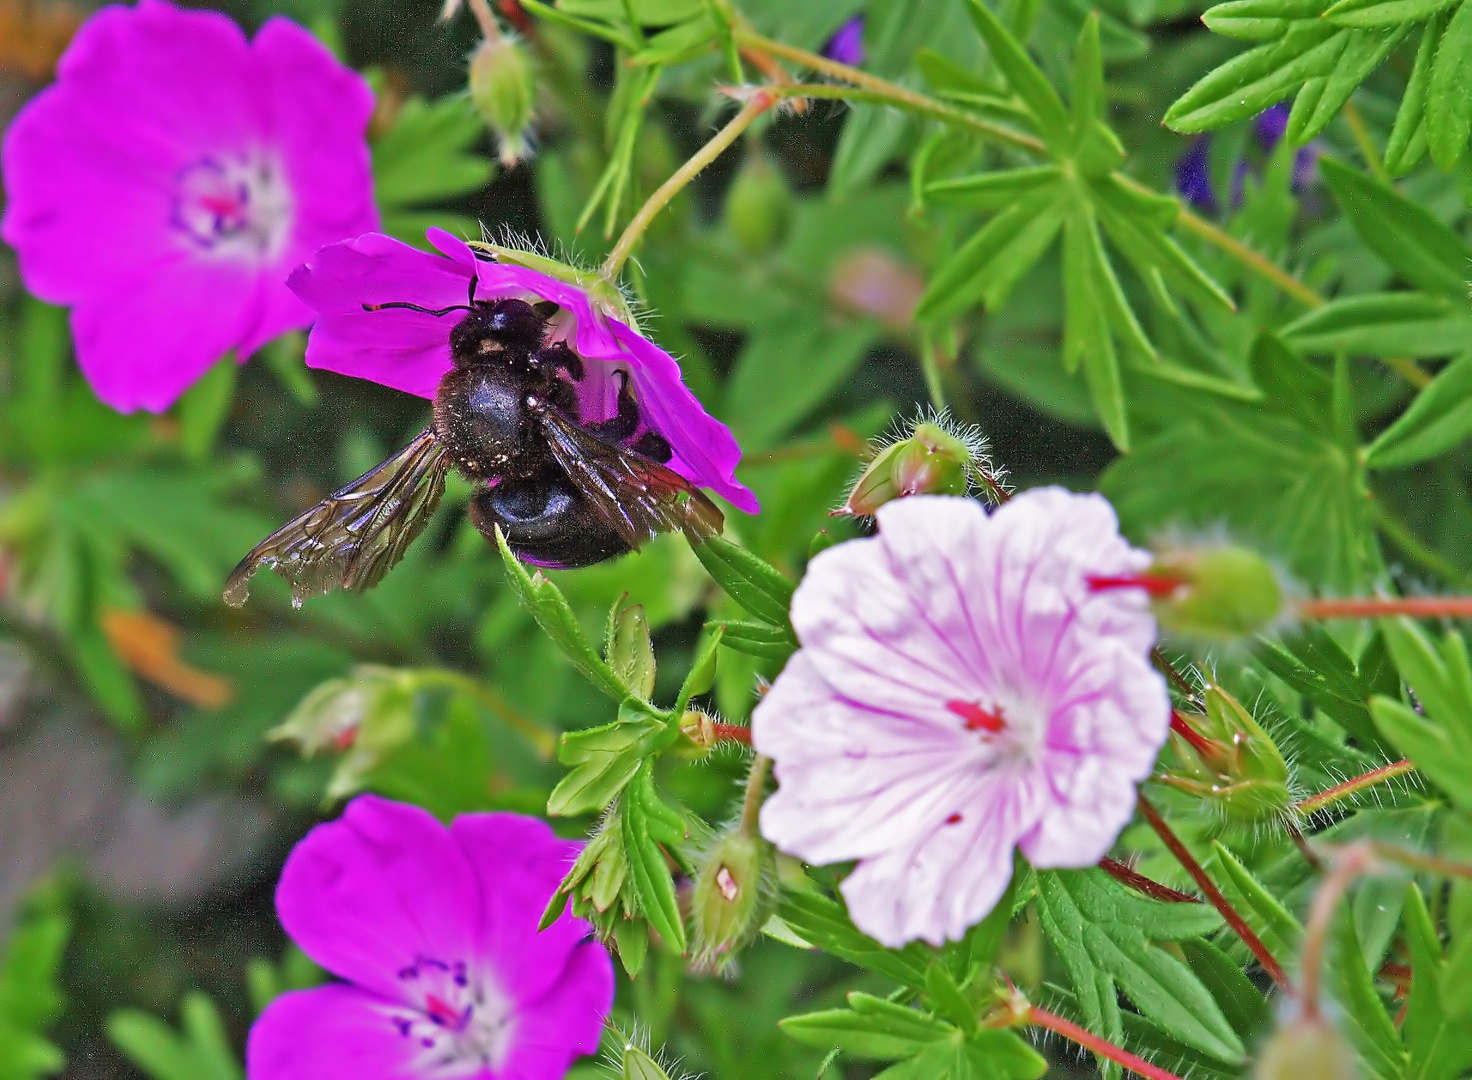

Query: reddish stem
<box><xmin>1295</xmin><ymin>759</ymin><xmax>1416</xmax><ymax>816</ymax></box>
<box><xmin>1297</xmin><ymin>596</ymin><xmax>1472</xmax><ymax>619</ymax></box>
<box><xmin>1087</xmin><ymin>572</ymin><xmax>1185</xmax><ymax>598</ymax></box>
<box><xmin>1151</xmin><ymin>648</ymin><xmax>1201</xmax><ymax>703</ymax></box>
<box><xmin>1137</xmin><ymin>794</ymin><xmax>1294</xmax><ymax>993</ymax></box>
<box><xmin>1027</xmin><ymin>1006</ymin><xmax>1186</xmax><ymax>1080</ymax></box>
<box><xmin>1098</xmin><ymin>857</ymin><xmax>1200</xmax><ymax>904</ymax></box>
<box><xmin>712</xmin><ymin>722</ymin><xmax>752</xmax><ymax>745</ymax></box>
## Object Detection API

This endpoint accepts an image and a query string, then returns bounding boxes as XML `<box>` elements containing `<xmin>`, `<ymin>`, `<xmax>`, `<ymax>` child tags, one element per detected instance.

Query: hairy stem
<box><xmin>1098</xmin><ymin>856</ymin><xmax>1200</xmax><ymax>904</ymax></box>
<box><xmin>1296</xmin><ymin>596</ymin><xmax>1472</xmax><ymax>619</ymax></box>
<box><xmin>601</xmin><ymin>89</ymin><xmax>776</xmax><ymax>280</ymax></box>
<box><xmin>466</xmin><ymin>0</ymin><xmax>502</xmax><ymax>39</ymax></box>
<box><xmin>1027</xmin><ymin>1006</ymin><xmax>1186</xmax><ymax>1080</ymax></box>
<box><xmin>1341</xmin><ymin>103</ymin><xmax>1389</xmax><ymax>184</ymax></box>
<box><xmin>761</xmin><ymin>82</ymin><xmax>1043</xmax><ymax>152</ymax></box>
<box><xmin>1300</xmin><ymin>843</ymin><xmax>1376</xmax><ymax>1021</ymax></box>
<box><xmin>713</xmin><ymin>722</ymin><xmax>753</xmax><ymax>745</ymax></box>
<box><xmin>1137</xmin><ymin>794</ymin><xmax>1294</xmax><ymax>992</ymax></box>
<box><xmin>739</xmin><ymin>754</ymin><xmax>771</xmax><ymax>836</ymax></box>
<box><xmin>1295</xmin><ymin>759</ymin><xmax>1416</xmax><ymax>816</ymax></box>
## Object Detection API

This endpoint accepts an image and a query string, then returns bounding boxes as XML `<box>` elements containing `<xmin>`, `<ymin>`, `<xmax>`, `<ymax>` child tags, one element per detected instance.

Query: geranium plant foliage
<box><xmin>4</xmin><ymin>0</ymin><xmax>1472</xmax><ymax>1078</ymax></box>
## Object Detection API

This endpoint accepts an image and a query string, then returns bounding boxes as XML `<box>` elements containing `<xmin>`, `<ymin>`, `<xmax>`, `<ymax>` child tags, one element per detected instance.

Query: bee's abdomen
<box><xmin>434</xmin><ymin>365</ymin><xmax>526</xmax><ymax>477</ymax></box>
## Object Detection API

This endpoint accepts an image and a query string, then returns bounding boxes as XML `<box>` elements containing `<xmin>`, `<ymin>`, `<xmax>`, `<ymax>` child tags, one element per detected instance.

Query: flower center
<box><xmin>388</xmin><ymin>955</ymin><xmax>516</xmax><ymax>1078</ymax></box>
<box><xmin>946</xmin><ymin>694</ymin><xmax>1045</xmax><ymax>766</ymax></box>
<box><xmin>172</xmin><ymin>154</ymin><xmax>291</xmax><ymax>261</ymax></box>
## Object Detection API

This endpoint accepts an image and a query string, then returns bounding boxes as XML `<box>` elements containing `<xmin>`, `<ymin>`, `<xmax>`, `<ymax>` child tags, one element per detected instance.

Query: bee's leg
<box><xmin>632</xmin><ymin>430</ymin><xmax>673</xmax><ymax>463</ymax></box>
<box><xmin>534</xmin><ymin>341</ymin><xmax>584</xmax><ymax>381</ymax></box>
<box><xmin>588</xmin><ymin>370</ymin><xmax>640</xmax><ymax>442</ymax></box>
<box><xmin>544</xmin><ymin>375</ymin><xmax>581</xmax><ymax>418</ymax></box>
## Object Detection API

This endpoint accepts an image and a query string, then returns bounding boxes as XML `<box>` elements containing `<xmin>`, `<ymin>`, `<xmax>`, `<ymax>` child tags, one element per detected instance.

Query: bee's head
<box><xmin>449</xmin><ymin>298</ymin><xmax>551</xmax><ymax>363</ymax></box>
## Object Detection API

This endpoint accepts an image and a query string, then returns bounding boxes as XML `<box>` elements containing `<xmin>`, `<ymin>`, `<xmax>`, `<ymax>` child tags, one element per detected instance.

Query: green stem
<box><xmin>1342</xmin><ymin>100</ymin><xmax>1389</xmax><ymax>184</ymax></box>
<box><xmin>1295</xmin><ymin>759</ymin><xmax>1416</xmax><ymax>816</ymax></box>
<box><xmin>762</xmin><ymin>81</ymin><xmax>1043</xmax><ymax>153</ymax></box>
<box><xmin>739</xmin><ymin>754</ymin><xmax>771</xmax><ymax>837</ymax></box>
<box><xmin>600</xmin><ymin>89</ymin><xmax>775</xmax><ymax>280</ymax></box>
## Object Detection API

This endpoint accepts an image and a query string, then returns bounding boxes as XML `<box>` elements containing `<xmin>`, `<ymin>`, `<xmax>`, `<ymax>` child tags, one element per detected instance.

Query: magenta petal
<box><xmin>247</xmin><ymin>985</ymin><xmax>424</xmax><ymax>1080</ymax></box>
<box><xmin>274</xmin><ymin>796</ymin><xmax>483</xmax><ymax>1004</ymax></box>
<box><xmin>496</xmin><ymin>941</ymin><xmax>614</xmax><ymax>1080</ymax></box>
<box><xmin>448</xmin><ymin>813</ymin><xmax>600</xmax><ymax>1004</ymax></box>
<box><xmin>70</xmin><ymin>260</ymin><xmax>259</xmax><ymax>413</ymax></box>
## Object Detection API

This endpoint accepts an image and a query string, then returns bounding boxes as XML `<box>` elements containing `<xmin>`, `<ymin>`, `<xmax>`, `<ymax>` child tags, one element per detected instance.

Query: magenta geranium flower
<box><xmin>247</xmin><ymin>795</ymin><xmax>613</xmax><ymax>1080</ymax></box>
<box><xmin>287</xmin><ymin>228</ymin><xmax>758</xmax><ymax>513</ymax></box>
<box><xmin>1</xmin><ymin>0</ymin><xmax>378</xmax><ymax>412</ymax></box>
<box><xmin>752</xmin><ymin>489</ymin><xmax>1170</xmax><ymax>948</ymax></box>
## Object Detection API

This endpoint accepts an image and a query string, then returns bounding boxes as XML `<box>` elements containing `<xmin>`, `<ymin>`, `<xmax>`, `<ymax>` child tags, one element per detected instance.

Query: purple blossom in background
<box><xmin>1175</xmin><ymin>138</ymin><xmax>1217</xmax><ymax>214</ymax></box>
<box><xmin>288</xmin><ymin>228</ymin><xmax>759</xmax><ymax>513</ymax></box>
<box><xmin>823</xmin><ymin>16</ymin><xmax>864</xmax><ymax>67</ymax></box>
<box><xmin>1174</xmin><ymin>102</ymin><xmax>1319</xmax><ymax>215</ymax></box>
<box><xmin>0</xmin><ymin>0</ymin><xmax>377</xmax><ymax>412</ymax></box>
<box><xmin>248</xmin><ymin>795</ymin><xmax>613</xmax><ymax>1080</ymax></box>
<box><xmin>752</xmin><ymin>490</ymin><xmax>1170</xmax><ymax>947</ymax></box>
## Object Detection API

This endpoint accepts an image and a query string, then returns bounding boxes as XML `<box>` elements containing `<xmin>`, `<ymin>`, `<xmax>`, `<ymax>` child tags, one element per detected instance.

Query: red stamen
<box><xmin>425</xmin><ymin>994</ymin><xmax>469</xmax><ymax>1030</ymax></box>
<box><xmin>331</xmin><ymin>726</ymin><xmax>358</xmax><ymax>751</ymax></box>
<box><xmin>945</xmin><ymin>812</ymin><xmax>962</xmax><ymax>824</ymax></box>
<box><xmin>1086</xmin><ymin>572</ymin><xmax>1185</xmax><ymax>598</ymax></box>
<box><xmin>1169</xmin><ymin>710</ymin><xmax>1218</xmax><ymax>759</ymax></box>
<box><xmin>946</xmin><ymin>700</ymin><xmax>1005</xmax><ymax>733</ymax></box>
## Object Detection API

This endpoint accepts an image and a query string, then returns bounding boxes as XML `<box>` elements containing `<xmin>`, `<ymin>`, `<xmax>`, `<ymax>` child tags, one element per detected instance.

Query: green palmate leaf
<box><xmin>924</xmin><ymin>166</ymin><xmax>1063</xmax><ymax>210</ymax></box>
<box><xmin>1178</xmin><ymin>939</ymin><xmax>1270</xmax><ymax>1041</ymax></box>
<box><xmin>495</xmin><ymin>526</ymin><xmax>628</xmax><ymax>701</ymax></box>
<box><xmin>1333</xmin><ymin>911</ymin><xmax>1406</xmax><ymax>1080</ymax></box>
<box><xmin>1402</xmin><ymin>882</ymin><xmax>1472</xmax><ymax>1080</ymax></box>
<box><xmin>708</xmin><ymin>619</ymin><xmax>796</xmax><ymax>661</ymax></box>
<box><xmin>176</xmin><ymin>355</ymin><xmax>238</xmax><ymax>462</ymax></box>
<box><xmin>962</xmin><ymin>0</ymin><xmax>1071</xmax><ymax>148</ymax></box>
<box><xmin>1427</xmin><ymin>0</ymin><xmax>1472</xmax><ymax>169</ymax></box>
<box><xmin>775</xmin><ymin>890</ymin><xmax>932</xmax><ymax>987</ymax></box>
<box><xmin>548</xmin><ymin>700</ymin><xmax>673</xmax><ymax>816</ymax></box>
<box><xmin>690</xmin><ymin>537</ymin><xmax>795</xmax><ymax>630</ymax></box>
<box><xmin>372</xmin><ymin>93</ymin><xmax>496</xmax><ymax>234</ymax></box>
<box><xmin>109</xmin><ymin>994</ymin><xmax>242</xmax><ymax>1080</ymax></box>
<box><xmin>1035</xmin><ymin>869</ymin><xmax>1242</xmax><ymax>1066</ymax></box>
<box><xmin>620</xmin><ymin>762</ymin><xmax>687</xmax><ymax>953</ymax></box>
<box><xmin>1387</xmin><ymin>14</ymin><xmax>1443</xmax><ymax>174</ymax></box>
<box><xmin>1164</xmin><ymin>20</ymin><xmax>1343</xmax><ymax>132</ymax></box>
<box><xmin>1203</xmin><ymin>0</ymin><xmax>1325</xmax><ymax>41</ymax></box>
<box><xmin>1253</xmin><ymin>626</ymin><xmax>1398</xmax><ymax>753</ymax></box>
<box><xmin>1282</xmin><ymin>293</ymin><xmax>1472</xmax><ymax>358</ymax></box>
<box><xmin>0</xmin><ymin>882</ymin><xmax>69</xmax><ymax>1080</ymax></box>
<box><xmin>1367</xmin><ymin>353</ymin><xmax>1472</xmax><ymax>468</ymax></box>
<box><xmin>915</xmin><ymin>188</ymin><xmax>1067</xmax><ymax>321</ymax></box>
<box><xmin>1063</xmin><ymin>199</ymin><xmax>1130</xmax><ymax>449</ymax></box>
<box><xmin>1286</xmin><ymin>24</ymin><xmax>1411</xmax><ymax>144</ymax></box>
<box><xmin>1326</xmin><ymin>0</ymin><xmax>1460</xmax><ymax>27</ymax></box>
<box><xmin>781</xmin><ymin>994</ymin><xmax>956</xmax><ymax>1059</ymax></box>
<box><xmin>1319</xmin><ymin>159</ymin><xmax>1472</xmax><ymax>298</ymax></box>
<box><xmin>1205</xmin><ymin>842</ymin><xmax>1303</xmax><ymax>961</ymax></box>
<box><xmin>1370</xmin><ymin>619</ymin><xmax>1472</xmax><ymax>810</ymax></box>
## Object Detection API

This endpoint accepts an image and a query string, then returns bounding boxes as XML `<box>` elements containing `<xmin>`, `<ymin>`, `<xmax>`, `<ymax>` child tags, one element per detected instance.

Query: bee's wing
<box><xmin>536</xmin><ymin>409</ymin><xmax>724</xmax><ymax>549</ymax></box>
<box><xmin>223</xmin><ymin>427</ymin><xmax>450</xmax><ymax>608</ymax></box>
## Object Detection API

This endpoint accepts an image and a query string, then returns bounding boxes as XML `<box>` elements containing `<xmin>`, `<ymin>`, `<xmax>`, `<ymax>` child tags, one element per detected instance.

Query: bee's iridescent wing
<box><xmin>223</xmin><ymin>427</ymin><xmax>450</xmax><ymax>608</ymax></box>
<box><xmin>536</xmin><ymin>409</ymin><xmax>724</xmax><ymax>549</ymax></box>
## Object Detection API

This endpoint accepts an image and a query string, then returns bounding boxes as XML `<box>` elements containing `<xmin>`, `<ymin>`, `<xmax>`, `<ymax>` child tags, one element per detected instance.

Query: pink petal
<box><xmin>274</xmin><ymin>796</ymin><xmax>482</xmax><ymax>1005</ymax></box>
<box><xmin>448</xmin><ymin>813</ymin><xmax>604</xmax><ymax>1004</ymax></box>
<box><xmin>247</xmin><ymin>984</ymin><xmax>425</xmax><ymax>1080</ymax></box>
<box><xmin>495</xmin><ymin>942</ymin><xmax>614</xmax><ymax>1080</ymax></box>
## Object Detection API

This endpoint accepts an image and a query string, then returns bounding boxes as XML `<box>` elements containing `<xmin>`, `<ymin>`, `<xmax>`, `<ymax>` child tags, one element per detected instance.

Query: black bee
<box><xmin>223</xmin><ymin>285</ymin><xmax>723</xmax><ymax>609</ymax></box>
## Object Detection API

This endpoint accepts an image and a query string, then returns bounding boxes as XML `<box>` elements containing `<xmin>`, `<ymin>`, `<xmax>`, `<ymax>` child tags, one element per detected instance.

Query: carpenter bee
<box><xmin>222</xmin><ymin>288</ymin><xmax>723</xmax><ymax>609</ymax></box>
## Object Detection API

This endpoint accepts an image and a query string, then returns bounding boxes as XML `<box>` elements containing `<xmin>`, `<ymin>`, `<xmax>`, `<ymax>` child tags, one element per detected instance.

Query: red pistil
<box><xmin>1086</xmin><ymin>572</ymin><xmax>1185</xmax><ymax>598</ymax></box>
<box><xmin>1169</xmin><ymin>710</ymin><xmax>1217</xmax><ymax>759</ymax></box>
<box><xmin>331</xmin><ymin>726</ymin><xmax>358</xmax><ymax>752</ymax></box>
<box><xmin>946</xmin><ymin>700</ymin><xmax>1006</xmax><ymax>733</ymax></box>
<box><xmin>425</xmin><ymin>994</ymin><xmax>470</xmax><ymax>1031</ymax></box>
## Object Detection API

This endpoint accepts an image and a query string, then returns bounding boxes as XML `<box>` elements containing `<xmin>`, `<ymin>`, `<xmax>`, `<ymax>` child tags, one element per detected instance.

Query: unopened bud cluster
<box><xmin>1162</xmin><ymin>683</ymin><xmax>1292</xmax><ymax>827</ymax></box>
<box><xmin>468</xmin><ymin>33</ymin><xmax>534</xmax><ymax>166</ymax></box>
<box><xmin>840</xmin><ymin>414</ymin><xmax>1002</xmax><ymax>516</ymax></box>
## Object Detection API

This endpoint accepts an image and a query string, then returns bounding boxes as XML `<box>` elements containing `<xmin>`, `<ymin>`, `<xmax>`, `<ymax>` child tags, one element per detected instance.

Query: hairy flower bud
<box><xmin>690</xmin><ymin>826</ymin><xmax>770</xmax><ymax>971</ymax></box>
<box><xmin>679</xmin><ymin>708</ymin><xmax>717</xmax><ymax>753</ymax></box>
<box><xmin>841</xmin><ymin>419</ymin><xmax>986</xmax><ymax>515</ymax></box>
<box><xmin>468</xmin><ymin>33</ymin><xmax>534</xmax><ymax>166</ymax></box>
<box><xmin>1145</xmin><ymin>543</ymin><xmax>1285</xmax><ymax>640</ymax></box>
<box><xmin>1256</xmin><ymin>1016</ymin><xmax>1357</xmax><ymax>1080</ymax></box>
<box><xmin>1162</xmin><ymin>683</ymin><xmax>1292</xmax><ymax>826</ymax></box>
<box><xmin>724</xmin><ymin>150</ymin><xmax>789</xmax><ymax>256</ymax></box>
<box><xmin>270</xmin><ymin>665</ymin><xmax>416</xmax><ymax>801</ymax></box>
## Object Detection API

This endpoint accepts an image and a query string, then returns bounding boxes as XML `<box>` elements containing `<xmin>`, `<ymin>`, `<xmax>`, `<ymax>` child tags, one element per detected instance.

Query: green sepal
<box><xmin>690</xmin><ymin>536</ymin><xmax>796</xmax><ymax>629</ymax></box>
<box><xmin>547</xmin><ymin>698</ymin><xmax>674</xmax><ymax>817</ymax></box>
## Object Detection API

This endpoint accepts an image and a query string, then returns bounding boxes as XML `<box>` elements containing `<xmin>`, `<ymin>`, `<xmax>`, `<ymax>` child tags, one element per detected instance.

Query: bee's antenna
<box><xmin>361</xmin><ymin>301</ymin><xmax>473</xmax><ymax>317</ymax></box>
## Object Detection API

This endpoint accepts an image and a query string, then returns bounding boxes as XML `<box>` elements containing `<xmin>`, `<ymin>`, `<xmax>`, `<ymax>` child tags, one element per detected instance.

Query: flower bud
<box><xmin>1256</xmin><ymin>1016</ymin><xmax>1357</xmax><ymax>1080</ymax></box>
<box><xmin>679</xmin><ymin>708</ymin><xmax>717</xmax><ymax>753</ymax></box>
<box><xmin>829</xmin><ymin>247</ymin><xmax>924</xmax><ymax>330</ymax></box>
<box><xmin>842</xmin><ymin>420</ymin><xmax>976</xmax><ymax>515</ymax></box>
<box><xmin>1162</xmin><ymin>683</ymin><xmax>1292</xmax><ymax>826</ymax></box>
<box><xmin>270</xmin><ymin>666</ymin><xmax>416</xmax><ymax>801</ymax></box>
<box><xmin>724</xmin><ymin>151</ymin><xmax>789</xmax><ymax>257</ymax></box>
<box><xmin>468</xmin><ymin>34</ymin><xmax>534</xmax><ymax>166</ymax></box>
<box><xmin>690</xmin><ymin>826</ymin><xmax>770</xmax><ymax>971</ymax></box>
<box><xmin>607</xmin><ymin>598</ymin><xmax>655</xmax><ymax>700</ymax></box>
<box><xmin>1147</xmin><ymin>542</ymin><xmax>1285</xmax><ymax>640</ymax></box>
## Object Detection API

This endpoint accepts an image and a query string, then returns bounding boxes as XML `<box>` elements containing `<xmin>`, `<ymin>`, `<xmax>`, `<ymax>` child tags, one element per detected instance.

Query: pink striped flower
<box><xmin>753</xmin><ymin>489</ymin><xmax>1170</xmax><ymax>947</ymax></box>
